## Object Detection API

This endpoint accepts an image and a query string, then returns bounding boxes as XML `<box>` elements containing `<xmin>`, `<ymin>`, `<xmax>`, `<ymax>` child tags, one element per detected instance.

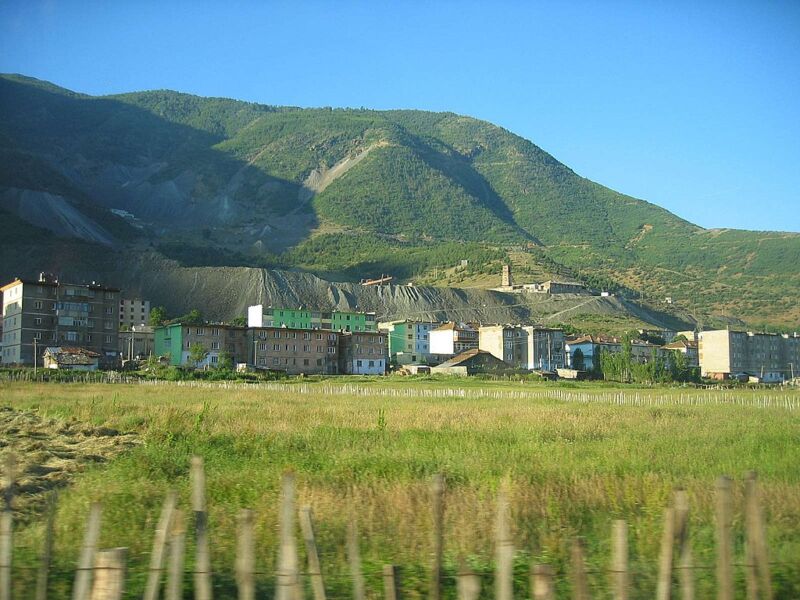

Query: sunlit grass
<box><xmin>3</xmin><ymin>380</ymin><xmax>799</xmax><ymax>599</ymax></box>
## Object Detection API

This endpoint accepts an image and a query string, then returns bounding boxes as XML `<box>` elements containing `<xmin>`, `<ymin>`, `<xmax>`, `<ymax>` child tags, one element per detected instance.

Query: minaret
<box><xmin>502</xmin><ymin>264</ymin><xmax>513</xmax><ymax>287</ymax></box>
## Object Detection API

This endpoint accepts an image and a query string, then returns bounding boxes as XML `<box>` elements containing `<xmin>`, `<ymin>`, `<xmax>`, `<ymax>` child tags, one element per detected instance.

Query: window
<box><xmin>303</xmin><ymin>359</ymin><xmax>309</xmax><ymax>366</ymax></box>
<box><xmin>273</xmin><ymin>344</ymin><xmax>280</xmax><ymax>351</ymax></box>
<box><xmin>105</xmin><ymin>307</ymin><xmax>114</xmax><ymax>315</ymax></box>
<box><xmin>50</xmin><ymin>303</ymin><xmax>56</xmax><ymax>310</ymax></box>
<box><xmin>317</xmin><ymin>346</ymin><xmax>323</xmax><ymax>353</ymax></box>
<box><xmin>105</xmin><ymin>335</ymin><xmax>113</xmax><ymax>343</ymax></box>
<box><xmin>274</xmin><ymin>331</ymin><xmax>281</xmax><ymax>338</ymax></box>
<box><xmin>196</xmin><ymin>328</ymin><xmax>205</xmax><ymax>335</ymax></box>
<box><xmin>357</xmin><ymin>360</ymin><xmax>363</xmax><ymax>367</ymax></box>
<box><xmin>34</xmin><ymin>317</ymin><xmax>41</xmax><ymax>325</ymax></box>
<box><xmin>273</xmin><ymin>358</ymin><xmax>279</xmax><ymax>366</ymax></box>
<box><xmin>303</xmin><ymin>345</ymin><xmax>310</xmax><ymax>352</ymax></box>
<box><xmin>34</xmin><ymin>301</ymin><xmax>43</xmax><ymax>309</ymax></box>
<box><xmin>66</xmin><ymin>331</ymin><xmax>78</xmax><ymax>342</ymax></box>
<box><xmin>211</xmin><ymin>341</ymin><xmax>220</xmax><ymax>350</ymax></box>
<box><xmin>317</xmin><ymin>358</ymin><xmax>322</xmax><ymax>366</ymax></box>
<box><xmin>327</xmin><ymin>347</ymin><xmax>336</xmax><ymax>354</ymax></box>
<box><xmin>291</xmin><ymin>332</ymin><xmax>297</xmax><ymax>339</ymax></box>
<box><xmin>211</xmin><ymin>328</ymin><xmax>220</xmax><ymax>336</ymax></box>
<box><xmin>259</xmin><ymin>358</ymin><xmax>267</xmax><ymax>366</ymax></box>
<box><xmin>186</xmin><ymin>341</ymin><xmax>191</xmax><ymax>348</ymax></box>
<box><xmin>34</xmin><ymin>332</ymin><xmax>42</xmax><ymax>340</ymax></box>
<box><xmin>316</xmin><ymin>333</ymin><xmax>323</xmax><ymax>340</ymax></box>
<box><xmin>303</xmin><ymin>332</ymin><xmax>311</xmax><ymax>340</ymax></box>
<box><xmin>210</xmin><ymin>355</ymin><xmax>218</xmax><ymax>364</ymax></box>
<box><xmin>87</xmin><ymin>334</ymin><xmax>92</xmax><ymax>342</ymax></box>
<box><xmin>104</xmin><ymin>320</ymin><xmax>113</xmax><ymax>330</ymax></box>
<box><xmin>292</xmin><ymin>344</ymin><xmax>297</xmax><ymax>352</ymax></box>
<box><xmin>369</xmin><ymin>360</ymin><xmax>375</xmax><ymax>367</ymax></box>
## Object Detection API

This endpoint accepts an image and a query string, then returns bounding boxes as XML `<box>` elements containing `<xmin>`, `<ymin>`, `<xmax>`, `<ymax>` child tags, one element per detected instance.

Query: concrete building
<box><xmin>698</xmin><ymin>330</ymin><xmax>800</xmax><ymax>382</ymax></box>
<box><xmin>378</xmin><ymin>319</ymin><xmax>443</xmax><ymax>365</ymax></box>
<box><xmin>247</xmin><ymin>305</ymin><xmax>377</xmax><ymax>332</ymax></box>
<box><xmin>249</xmin><ymin>326</ymin><xmax>340</xmax><ymax>374</ymax></box>
<box><xmin>119</xmin><ymin>325</ymin><xmax>155</xmax><ymax>361</ymax></box>
<box><xmin>1</xmin><ymin>273</ymin><xmax>120</xmax><ymax>367</ymax></box>
<box><xmin>429</xmin><ymin>322</ymin><xmax>478</xmax><ymax>356</ymax></box>
<box><xmin>479</xmin><ymin>325</ymin><xmax>565</xmax><ymax>371</ymax></box>
<box><xmin>565</xmin><ymin>336</ymin><xmax>662</xmax><ymax>371</ymax></box>
<box><xmin>339</xmin><ymin>331</ymin><xmax>387</xmax><ymax>375</ymax></box>
<box><xmin>154</xmin><ymin>323</ymin><xmax>248</xmax><ymax>368</ymax></box>
<box><xmin>119</xmin><ymin>298</ymin><xmax>151</xmax><ymax>329</ymax></box>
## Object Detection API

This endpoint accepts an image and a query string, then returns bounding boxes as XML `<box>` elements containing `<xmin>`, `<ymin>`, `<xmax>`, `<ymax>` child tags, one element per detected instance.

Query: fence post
<box><xmin>166</xmin><ymin>510</ymin><xmax>186</xmax><ymax>600</ymax></box>
<box><xmin>299</xmin><ymin>506</ymin><xmax>326</xmax><ymax>600</ymax></box>
<box><xmin>383</xmin><ymin>565</ymin><xmax>400</xmax><ymax>600</ymax></box>
<box><xmin>90</xmin><ymin>547</ymin><xmax>127</xmax><ymax>600</ymax></box>
<box><xmin>456</xmin><ymin>563</ymin><xmax>480</xmax><ymax>600</ymax></box>
<box><xmin>495</xmin><ymin>478</ymin><xmax>513</xmax><ymax>600</ymax></box>
<box><xmin>674</xmin><ymin>490</ymin><xmax>694</xmax><ymax>600</ymax></box>
<box><xmin>35</xmin><ymin>493</ymin><xmax>57</xmax><ymax>600</ymax></box>
<box><xmin>191</xmin><ymin>456</ymin><xmax>212</xmax><ymax>600</ymax></box>
<box><xmin>430</xmin><ymin>473</ymin><xmax>445</xmax><ymax>600</ymax></box>
<box><xmin>570</xmin><ymin>538</ymin><xmax>590</xmax><ymax>600</ymax></box>
<box><xmin>744</xmin><ymin>472</ymin><xmax>772</xmax><ymax>600</ymax></box>
<box><xmin>73</xmin><ymin>501</ymin><xmax>102</xmax><ymax>600</ymax></box>
<box><xmin>531</xmin><ymin>564</ymin><xmax>555</xmax><ymax>600</ymax></box>
<box><xmin>715</xmin><ymin>477</ymin><xmax>733</xmax><ymax>600</ymax></box>
<box><xmin>276</xmin><ymin>473</ymin><xmax>301</xmax><ymax>600</ymax></box>
<box><xmin>346</xmin><ymin>518</ymin><xmax>366</xmax><ymax>600</ymax></box>
<box><xmin>0</xmin><ymin>454</ymin><xmax>15</xmax><ymax>600</ymax></box>
<box><xmin>143</xmin><ymin>490</ymin><xmax>177</xmax><ymax>600</ymax></box>
<box><xmin>656</xmin><ymin>506</ymin><xmax>676</xmax><ymax>600</ymax></box>
<box><xmin>611</xmin><ymin>520</ymin><xmax>628</xmax><ymax>600</ymax></box>
<box><xmin>236</xmin><ymin>509</ymin><xmax>255</xmax><ymax>600</ymax></box>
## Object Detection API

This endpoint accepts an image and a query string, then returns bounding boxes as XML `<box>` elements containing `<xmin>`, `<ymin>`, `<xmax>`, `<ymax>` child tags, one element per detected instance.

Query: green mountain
<box><xmin>0</xmin><ymin>74</ymin><xmax>798</xmax><ymax>328</ymax></box>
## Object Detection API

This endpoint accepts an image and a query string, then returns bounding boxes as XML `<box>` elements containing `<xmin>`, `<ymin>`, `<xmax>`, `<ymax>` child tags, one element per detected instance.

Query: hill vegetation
<box><xmin>0</xmin><ymin>74</ymin><xmax>797</xmax><ymax>327</ymax></box>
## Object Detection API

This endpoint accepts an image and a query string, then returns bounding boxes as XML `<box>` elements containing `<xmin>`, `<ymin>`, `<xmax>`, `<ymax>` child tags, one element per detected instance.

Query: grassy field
<box><xmin>2</xmin><ymin>378</ymin><xmax>800</xmax><ymax>599</ymax></box>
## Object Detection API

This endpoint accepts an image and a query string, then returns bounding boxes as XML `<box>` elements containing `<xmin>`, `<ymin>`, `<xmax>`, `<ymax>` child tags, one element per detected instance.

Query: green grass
<box><xmin>3</xmin><ymin>380</ymin><xmax>800</xmax><ymax>599</ymax></box>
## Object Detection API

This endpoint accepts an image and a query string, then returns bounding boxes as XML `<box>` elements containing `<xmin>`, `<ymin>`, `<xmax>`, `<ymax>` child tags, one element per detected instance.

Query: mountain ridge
<box><xmin>0</xmin><ymin>74</ymin><xmax>797</xmax><ymax>328</ymax></box>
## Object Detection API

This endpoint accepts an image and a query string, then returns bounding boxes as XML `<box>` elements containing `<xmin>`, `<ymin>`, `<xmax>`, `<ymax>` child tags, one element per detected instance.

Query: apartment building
<box><xmin>429</xmin><ymin>322</ymin><xmax>478</xmax><ymax>356</ymax></box>
<box><xmin>698</xmin><ymin>329</ymin><xmax>800</xmax><ymax>382</ymax></box>
<box><xmin>479</xmin><ymin>325</ymin><xmax>566</xmax><ymax>371</ymax></box>
<box><xmin>662</xmin><ymin>339</ymin><xmax>699</xmax><ymax>368</ymax></box>
<box><xmin>378</xmin><ymin>319</ymin><xmax>442</xmax><ymax>365</ymax></box>
<box><xmin>250</xmin><ymin>326</ymin><xmax>340</xmax><ymax>374</ymax></box>
<box><xmin>247</xmin><ymin>305</ymin><xmax>377</xmax><ymax>332</ymax></box>
<box><xmin>119</xmin><ymin>298</ymin><xmax>151</xmax><ymax>329</ymax></box>
<box><xmin>154</xmin><ymin>323</ymin><xmax>248</xmax><ymax>367</ymax></box>
<box><xmin>1</xmin><ymin>273</ymin><xmax>120</xmax><ymax>367</ymax></box>
<box><xmin>565</xmin><ymin>335</ymin><xmax>661</xmax><ymax>371</ymax></box>
<box><xmin>339</xmin><ymin>331</ymin><xmax>387</xmax><ymax>375</ymax></box>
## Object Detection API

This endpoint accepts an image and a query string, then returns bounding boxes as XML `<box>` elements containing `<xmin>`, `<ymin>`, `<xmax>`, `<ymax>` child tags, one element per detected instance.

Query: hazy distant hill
<box><xmin>1</xmin><ymin>74</ymin><xmax>797</xmax><ymax>327</ymax></box>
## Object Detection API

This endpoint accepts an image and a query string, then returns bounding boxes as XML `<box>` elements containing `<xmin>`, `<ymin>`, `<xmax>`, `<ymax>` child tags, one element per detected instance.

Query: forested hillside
<box><xmin>1</xmin><ymin>74</ymin><xmax>797</xmax><ymax>327</ymax></box>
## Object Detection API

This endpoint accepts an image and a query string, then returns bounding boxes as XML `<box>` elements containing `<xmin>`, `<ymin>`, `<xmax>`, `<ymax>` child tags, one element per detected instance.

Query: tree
<box><xmin>188</xmin><ymin>343</ymin><xmax>208</xmax><ymax>368</ymax></box>
<box><xmin>149</xmin><ymin>306</ymin><xmax>168</xmax><ymax>326</ymax></box>
<box><xmin>231</xmin><ymin>316</ymin><xmax>247</xmax><ymax>327</ymax></box>
<box><xmin>217</xmin><ymin>350</ymin><xmax>233</xmax><ymax>370</ymax></box>
<box><xmin>572</xmin><ymin>348</ymin><xmax>586</xmax><ymax>371</ymax></box>
<box><xmin>183</xmin><ymin>309</ymin><xmax>203</xmax><ymax>326</ymax></box>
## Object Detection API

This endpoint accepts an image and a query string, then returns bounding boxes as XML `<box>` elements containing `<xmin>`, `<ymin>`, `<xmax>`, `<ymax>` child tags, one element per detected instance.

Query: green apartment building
<box><xmin>154</xmin><ymin>323</ymin><xmax>184</xmax><ymax>365</ymax></box>
<box><xmin>247</xmin><ymin>305</ymin><xmax>377</xmax><ymax>332</ymax></box>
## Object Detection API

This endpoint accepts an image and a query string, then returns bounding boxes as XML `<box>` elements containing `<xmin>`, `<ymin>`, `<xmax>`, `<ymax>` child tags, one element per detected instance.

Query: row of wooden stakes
<box><xmin>0</xmin><ymin>455</ymin><xmax>776</xmax><ymax>599</ymax></box>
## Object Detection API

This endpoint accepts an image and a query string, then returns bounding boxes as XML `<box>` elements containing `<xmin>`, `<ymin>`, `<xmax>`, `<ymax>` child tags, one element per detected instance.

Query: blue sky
<box><xmin>1</xmin><ymin>1</ymin><xmax>799</xmax><ymax>232</ymax></box>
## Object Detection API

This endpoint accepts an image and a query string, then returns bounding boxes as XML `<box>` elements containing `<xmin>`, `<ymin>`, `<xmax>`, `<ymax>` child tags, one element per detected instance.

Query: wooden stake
<box><xmin>531</xmin><ymin>564</ymin><xmax>555</xmax><ymax>600</ymax></box>
<box><xmin>0</xmin><ymin>454</ymin><xmax>14</xmax><ymax>600</ymax></box>
<box><xmin>611</xmin><ymin>520</ymin><xmax>628</xmax><ymax>600</ymax></box>
<box><xmin>143</xmin><ymin>490</ymin><xmax>177</xmax><ymax>600</ymax></box>
<box><xmin>570</xmin><ymin>538</ymin><xmax>590</xmax><ymax>600</ymax></box>
<box><xmin>73</xmin><ymin>501</ymin><xmax>102</xmax><ymax>600</ymax></box>
<box><xmin>166</xmin><ymin>510</ymin><xmax>186</xmax><ymax>600</ymax></box>
<box><xmin>35</xmin><ymin>493</ymin><xmax>57</xmax><ymax>600</ymax></box>
<box><xmin>383</xmin><ymin>565</ymin><xmax>399</xmax><ymax>600</ymax></box>
<box><xmin>430</xmin><ymin>473</ymin><xmax>445</xmax><ymax>600</ymax></box>
<box><xmin>276</xmin><ymin>473</ymin><xmax>301</xmax><ymax>600</ymax></box>
<box><xmin>715</xmin><ymin>477</ymin><xmax>733</xmax><ymax>600</ymax></box>
<box><xmin>495</xmin><ymin>478</ymin><xmax>513</xmax><ymax>600</ymax></box>
<box><xmin>299</xmin><ymin>506</ymin><xmax>326</xmax><ymax>600</ymax></box>
<box><xmin>346</xmin><ymin>518</ymin><xmax>365</xmax><ymax>600</ymax></box>
<box><xmin>744</xmin><ymin>472</ymin><xmax>772</xmax><ymax>600</ymax></box>
<box><xmin>674</xmin><ymin>490</ymin><xmax>694</xmax><ymax>600</ymax></box>
<box><xmin>656</xmin><ymin>507</ymin><xmax>676</xmax><ymax>600</ymax></box>
<box><xmin>191</xmin><ymin>456</ymin><xmax>212</xmax><ymax>600</ymax></box>
<box><xmin>456</xmin><ymin>563</ymin><xmax>480</xmax><ymax>600</ymax></box>
<box><xmin>236</xmin><ymin>509</ymin><xmax>255</xmax><ymax>600</ymax></box>
<box><xmin>90</xmin><ymin>547</ymin><xmax>127</xmax><ymax>600</ymax></box>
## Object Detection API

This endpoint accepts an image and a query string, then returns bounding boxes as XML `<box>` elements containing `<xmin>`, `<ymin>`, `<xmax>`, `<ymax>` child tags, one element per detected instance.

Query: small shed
<box><xmin>431</xmin><ymin>349</ymin><xmax>514</xmax><ymax>376</ymax></box>
<box><xmin>43</xmin><ymin>347</ymin><xmax>101</xmax><ymax>371</ymax></box>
